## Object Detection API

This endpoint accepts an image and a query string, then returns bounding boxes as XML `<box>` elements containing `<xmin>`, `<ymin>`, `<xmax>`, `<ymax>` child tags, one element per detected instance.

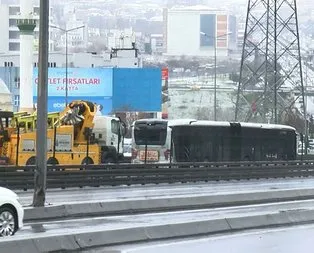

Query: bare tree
<box><xmin>113</xmin><ymin>106</ymin><xmax>155</xmax><ymax>138</ymax></box>
<box><xmin>194</xmin><ymin>107</ymin><xmax>212</xmax><ymax>120</ymax></box>
<box><xmin>281</xmin><ymin>107</ymin><xmax>305</xmax><ymax>133</ymax></box>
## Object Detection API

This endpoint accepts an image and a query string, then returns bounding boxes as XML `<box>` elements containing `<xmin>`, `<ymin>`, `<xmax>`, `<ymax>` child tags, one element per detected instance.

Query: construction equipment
<box><xmin>0</xmin><ymin>100</ymin><xmax>126</xmax><ymax>166</ymax></box>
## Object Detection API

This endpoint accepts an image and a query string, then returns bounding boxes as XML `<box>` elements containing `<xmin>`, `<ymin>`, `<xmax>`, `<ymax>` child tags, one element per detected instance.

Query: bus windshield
<box><xmin>134</xmin><ymin>121</ymin><xmax>167</xmax><ymax>146</ymax></box>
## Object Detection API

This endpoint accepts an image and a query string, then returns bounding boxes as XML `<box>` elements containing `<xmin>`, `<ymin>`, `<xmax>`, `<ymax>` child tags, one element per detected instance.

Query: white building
<box><xmin>0</xmin><ymin>78</ymin><xmax>13</xmax><ymax>111</ymax></box>
<box><xmin>106</xmin><ymin>28</ymin><xmax>136</xmax><ymax>50</ymax></box>
<box><xmin>151</xmin><ymin>34</ymin><xmax>164</xmax><ymax>54</ymax></box>
<box><xmin>109</xmin><ymin>48</ymin><xmax>142</xmax><ymax>68</ymax></box>
<box><xmin>0</xmin><ymin>49</ymin><xmax>142</xmax><ymax>68</ymax></box>
<box><xmin>164</xmin><ymin>6</ymin><xmax>237</xmax><ymax>57</ymax></box>
<box><xmin>0</xmin><ymin>4</ymin><xmax>53</xmax><ymax>53</ymax></box>
<box><xmin>52</xmin><ymin>10</ymin><xmax>88</xmax><ymax>50</ymax></box>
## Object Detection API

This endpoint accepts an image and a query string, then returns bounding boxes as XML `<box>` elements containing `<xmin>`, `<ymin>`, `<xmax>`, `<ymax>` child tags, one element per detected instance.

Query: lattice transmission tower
<box><xmin>235</xmin><ymin>0</ymin><xmax>306</xmax><ymax>124</ymax></box>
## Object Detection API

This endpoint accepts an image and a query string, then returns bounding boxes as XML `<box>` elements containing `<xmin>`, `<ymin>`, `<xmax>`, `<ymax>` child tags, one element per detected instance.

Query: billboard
<box><xmin>33</xmin><ymin>67</ymin><xmax>113</xmax><ymax>97</ymax></box>
<box><xmin>112</xmin><ymin>68</ymin><xmax>162</xmax><ymax>112</ymax></box>
<box><xmin>33</xmin><ymin>96</ymin><xmax>113</xmax><ymax>114</ymax></box>
<box><xmin>217</xmin><ymin>15</ymin><xmax>228</xmax><ymax>48</ymax></box>
<box><xmin>200</xmin><ymin>14</ymin><xmax>216</xmax><ymax>47</ymax></box>
<box><xmin>32</xmin><ymin>67</ymin><xmax>161</xmax><ymax>113</ymax></box>
<box><xmin>228</xmin><ymin>15</ymin><xmax>237</xmax><ymax>45</ymax></box>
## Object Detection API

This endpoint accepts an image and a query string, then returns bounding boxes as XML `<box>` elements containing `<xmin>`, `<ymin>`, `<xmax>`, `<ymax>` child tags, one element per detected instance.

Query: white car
<box><xmin>0</xmin><ymin>187</ymin><xmax>24</xmax><ymax>236</ymax></box>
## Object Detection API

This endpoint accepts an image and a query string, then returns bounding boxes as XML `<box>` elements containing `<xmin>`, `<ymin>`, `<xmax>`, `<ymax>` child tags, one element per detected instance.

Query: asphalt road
<box><xmin>98</xmin><ymin>224</ymin><xmax>314</xmax><ymax>253</ymax></box>
<box><xmin>15</xmin><ymin>199</ymin><xmax>314</xmax><ymax>238</ymax></box>
<box><xmin>17</xmin><ymin>177</ymin><xmax>314</xmax><ymax>206</ymax></box>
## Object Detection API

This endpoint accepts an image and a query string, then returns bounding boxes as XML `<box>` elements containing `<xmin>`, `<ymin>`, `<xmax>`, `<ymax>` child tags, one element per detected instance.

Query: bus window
<box><xmin>173</xmin><ymin>126</ymin><xmax>216</xmax><ymax>162</ymax></box>
<box><xmin>134</xmin><ymin>122</ymin><xmax>167</xmax><ymax>146</ymax></box>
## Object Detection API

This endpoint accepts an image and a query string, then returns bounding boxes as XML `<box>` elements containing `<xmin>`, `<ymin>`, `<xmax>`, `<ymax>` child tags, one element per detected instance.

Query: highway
<box><xmin>4</xmin><ymin>178</ymin><xmax>314</xmax><ymax>252</ymax></box>
<box><xmin>17</xmin><ymin>177</ymin><xmax>314</xmax><ymax>206</ymax></box>
<box><xmin>99</xmin><ymin>224</ymin><xmax>314</xmax><ymax>253</ymax></box>
<box><xmin>13</xmin><ymin>199</ymin><xmax>314</xmax><ymax>238</ymax></box>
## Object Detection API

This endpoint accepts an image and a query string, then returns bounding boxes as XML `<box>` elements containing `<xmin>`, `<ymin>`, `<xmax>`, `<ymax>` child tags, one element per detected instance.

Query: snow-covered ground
<box><xmin>168</xmin><ymin>78</ymin><xmax>237</xmax><ymax>121</ymax></box>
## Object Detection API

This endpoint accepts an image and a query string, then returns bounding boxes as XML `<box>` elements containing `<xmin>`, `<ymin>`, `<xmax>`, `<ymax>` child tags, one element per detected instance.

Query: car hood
<box><xmin>0</xmin><ymin>187</ymin><xmax>18</xmax><ymax>199</ymax></box>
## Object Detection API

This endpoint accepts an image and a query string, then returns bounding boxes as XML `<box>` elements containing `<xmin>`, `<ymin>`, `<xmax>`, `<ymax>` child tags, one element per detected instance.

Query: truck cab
<box><xmin>93</xmin><ymin>116</ymin><xmax>126</xmax><ymax>163</ymax></box>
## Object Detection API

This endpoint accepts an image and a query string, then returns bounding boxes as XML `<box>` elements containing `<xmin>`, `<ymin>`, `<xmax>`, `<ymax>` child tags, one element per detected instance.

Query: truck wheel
<box><xmin>26</xmin><ymin>156</ymin><xmax>36</xmax><ymax>165</ymax></box>
<box><xmin>25</xmin><ymin>156</ymin><xmax>36</xmax><ymax>172</ymax></box>
<box><xmin>81</xmin><ymin>157</ymin><xmax>94</xmax><ymax>165</ymax></box>
<box><xmin>47</xmin><ymin>157</ymin><xmax>59</xmax><ymax>165</ymax></box>
<box><xmin>47</xmin><ymin>157</ymin><xmax>59</xmax><ymax>171</ymax></box>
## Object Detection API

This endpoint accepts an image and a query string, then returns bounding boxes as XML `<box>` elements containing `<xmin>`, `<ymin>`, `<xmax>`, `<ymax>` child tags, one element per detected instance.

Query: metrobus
<box><xmin>131</xmin><ymin>119</ymin><xmax>195</xmax><ymax>163</ymax></box>
<box><xmin>169</xmin><ymin>120</ymin><xmax>297</xmax><ymax>162</ymax></box>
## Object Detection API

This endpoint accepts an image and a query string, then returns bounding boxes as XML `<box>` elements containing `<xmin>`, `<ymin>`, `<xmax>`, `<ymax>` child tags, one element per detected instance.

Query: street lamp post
<box><xmin>200</xmin><ymin>31</ymin><xmax>232</xmax><ymax>121</ymax></box>
<box><xmin>33</xmin><ymin>0</ymin><xmax>49</xmax><ymax>207</ymax></box>
<box><xmin>50</xmin><ymin>25</ymin><xmax>85</xmax><ymax>105</ymax></box>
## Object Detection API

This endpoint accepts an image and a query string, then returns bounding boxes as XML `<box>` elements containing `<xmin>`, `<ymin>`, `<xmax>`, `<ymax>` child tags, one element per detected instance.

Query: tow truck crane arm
<box><xmin>59</xmin><ymin>100</ymin><xmax>97</xmax><ymax>144</ymax></box>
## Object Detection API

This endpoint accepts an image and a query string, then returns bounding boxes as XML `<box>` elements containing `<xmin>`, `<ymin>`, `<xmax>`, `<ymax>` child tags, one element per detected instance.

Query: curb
<box><xmin>4</xmin><ymin>208</ymin><xmax>314</xmax><ymax>252</ymax></box>
<box><xmin>24</xmin><ymin>188</ymin><xmax>314</xmax><ymax>221</ymax></box>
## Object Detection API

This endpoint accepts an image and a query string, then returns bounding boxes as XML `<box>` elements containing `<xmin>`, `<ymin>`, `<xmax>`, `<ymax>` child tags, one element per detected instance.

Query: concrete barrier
<box><xmin>3</xmin><ymin>208</ymin><xmax>314</xmax><ymax>253</ymax></box>
<box><xmin>24</xmin><ymin>188</ymin><xmax>314</xmax><ymax>222</ymax></box>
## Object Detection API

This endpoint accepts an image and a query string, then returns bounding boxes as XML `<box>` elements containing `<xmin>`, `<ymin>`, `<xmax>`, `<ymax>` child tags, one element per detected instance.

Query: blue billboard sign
<box><xmin>32</xmin><ymin>67</ymin><xmax>161</xmax><ymax>113</ymax></box>
<box><xmin>33</xmin><ymin>96</ymin><xmax>113</xmax><ymax>114</ymax></box>
<box><xmin>200</xmin><ymin>14</ymin><xmax>216</xmax><ymax>47</ymax></box>
<box><xmin>112</xmin><ymin>68</ymin><xmax>161</xmax><ymax>112</ymax></box>
<box><xmin>33</xmin><ymin>67</ymin><xmax>113</xmax><ymax>97</ymax></box>
<box><xmin>228</xmin><ymin>15</ymin><xmax>237</xmax><ymax>44</ymax></box>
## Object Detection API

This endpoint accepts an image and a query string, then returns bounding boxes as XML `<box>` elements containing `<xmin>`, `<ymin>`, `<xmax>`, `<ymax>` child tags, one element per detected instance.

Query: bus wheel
<box><xmin>47</xmin><ymin>157</ymin><xmax>59</xmax><ymax>171</ymax></box>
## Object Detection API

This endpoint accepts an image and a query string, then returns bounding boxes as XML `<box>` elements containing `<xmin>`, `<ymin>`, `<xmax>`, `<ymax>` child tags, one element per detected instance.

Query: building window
<box><xmin>9</xmin><ymin>19</ymin><xmax>17</xmax><ymax>27</ymax></box>
<box><xmin>34</xmin><ymin>7</ymin><xmax>40</xmax><ymax>15</ymax></box>
<box><xmin>9</xmin><ymin>7</ymin><xmax>20</xmax><ymax>16</ymax></box>
<box><xmin>9</xmin><ymin>31</ymin><xmax>19</xmax><ymax>39</ymax></box>
<box><xmin>48</xmin><ymin>62</ymin><xmax>57</xmax><ymax>68</ymax></box>
<box><xmin>14</xmin><ymin>95</ymin><xmax>20</xmax><ymax>107</ymax></box>
<box><xmin>4</xmin><ymin>62</ymin><xmax>13</xmax><ymax>67</ymax></box>
<box><xmin>14</xmin><ymin>77</ymin><xmax>20</xmax><ymax>89</ymax></box>
<box><xmin>9</xmin><ymin>42</ymin><xmax>20</xmax><ymax>51</ymax></box>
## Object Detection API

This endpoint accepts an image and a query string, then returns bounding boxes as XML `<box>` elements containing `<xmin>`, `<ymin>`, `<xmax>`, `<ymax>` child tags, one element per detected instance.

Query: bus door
<box><xmin>229</xmin><ymin>123</ymin><xmax>242</xmax><ymax>161</ymax></box>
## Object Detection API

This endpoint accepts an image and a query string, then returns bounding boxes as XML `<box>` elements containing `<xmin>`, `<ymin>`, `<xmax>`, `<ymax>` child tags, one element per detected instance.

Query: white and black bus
<box><xmin>169</xmin><ymin>120</ymin><xmax>297</xmax><ymax>162</ymax></box>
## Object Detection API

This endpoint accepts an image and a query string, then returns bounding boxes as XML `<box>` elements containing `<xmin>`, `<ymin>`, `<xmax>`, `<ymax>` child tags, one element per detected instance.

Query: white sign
<box><xmin>55</xmin><ymin>134</ymin><xmax>72</xmax><ymax>151</ymax></box>
<box><xmin>22</xmin><ymin>140</ymin><xmax>35</xmax><ymax>151</ymax></box>
<box><xmin>22</xmin><ymin>139</ymin><xmax>51</xmax><ymax>151</ymax></box>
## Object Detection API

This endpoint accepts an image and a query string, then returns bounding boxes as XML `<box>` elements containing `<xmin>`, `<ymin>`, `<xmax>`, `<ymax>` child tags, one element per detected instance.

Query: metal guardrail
<box><xmin>1</xmin><ymin>160</ymin><xmax>314</xmax><ymax>190</ymax></box>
